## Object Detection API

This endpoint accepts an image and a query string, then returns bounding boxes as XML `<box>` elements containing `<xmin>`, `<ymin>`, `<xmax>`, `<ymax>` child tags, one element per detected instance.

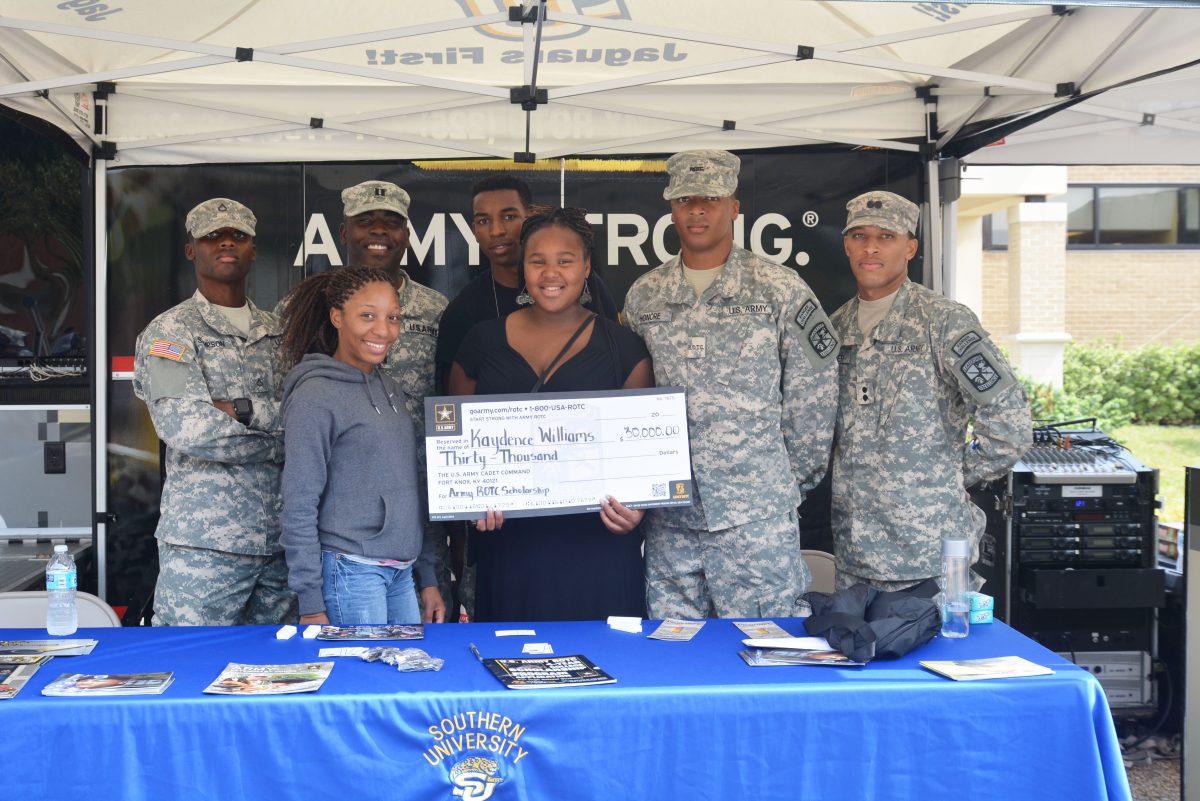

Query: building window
<box><xmin>1069</xmin><ymin>185</ymin><xmax>1200</xmax><ymax>247</ymax></box>
<box><xmin>983</xmin><ymin>208</ymin><xmax>1007</xmax><ymax>250</ymax></box>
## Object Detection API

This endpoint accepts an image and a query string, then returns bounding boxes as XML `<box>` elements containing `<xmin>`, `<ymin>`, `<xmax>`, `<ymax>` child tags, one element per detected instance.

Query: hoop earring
<box><xmin>516</xmin><ymin>287</ymin><xmax>534</xmax><ymax>306</ymax></box>
<box><xmin>580</xmin><ymin>281</ymin><xmax>593</xmax><ymax>306</ymax></box>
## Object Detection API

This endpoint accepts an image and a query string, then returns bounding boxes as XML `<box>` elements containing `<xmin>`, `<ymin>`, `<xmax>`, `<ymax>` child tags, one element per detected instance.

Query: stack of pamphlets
<box><xmin>739</xmin><ymin>635</ymin><xmax>864</xmax><ymax>667</ymax></box>
<box><xmin>919</xmin><ymin>656</ymin><xmax>1054</xmax><ymax>681</ymax></box>
<box><xmin>316</xmin><ymin>625</ymin><xmax>423</xmax><ymax>641</ymax></box>
<box><xmin>647</xmin><ymin>618</ymin><xmax>704</xmax><ymax>641</ymax></box>
<box><xmin>471</xmin><ymin>644</ymin><xmax>616</xmax><ymax>689</ymax></box>
<box><xmin>42</xmin><ymin>672</ymin><xmax>174</xmax><ymax>696</ymax></box>
<box><xmin>204</xmin><ymin>662</ymin><xmax>334</xmax><ymax>694</ymax></box>
<box><xmin>0</xmin><ymin>656</ymin><xmax>48</xmax><ymax>699</ymax></box>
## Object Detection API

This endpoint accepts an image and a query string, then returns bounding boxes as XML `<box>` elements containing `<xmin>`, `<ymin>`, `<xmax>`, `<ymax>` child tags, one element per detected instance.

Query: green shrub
<box><xmin>1020</xmin><ymin>339</ymin><xmax>1200</xmax><ymax>428</ymax></box>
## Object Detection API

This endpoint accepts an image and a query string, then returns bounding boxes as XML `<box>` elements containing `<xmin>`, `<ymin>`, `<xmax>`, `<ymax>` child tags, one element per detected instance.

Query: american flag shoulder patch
<box><xmin>148</xmin><ymin>339</ymin><xmax>187</xmax><ymax>361</ymax></box>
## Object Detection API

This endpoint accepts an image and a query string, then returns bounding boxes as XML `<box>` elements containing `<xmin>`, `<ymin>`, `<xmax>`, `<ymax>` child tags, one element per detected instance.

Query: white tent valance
<box><xmin>3</xmin><ymin>1</ymin><xmax>1200</xmax><ymax>165</ymax></box>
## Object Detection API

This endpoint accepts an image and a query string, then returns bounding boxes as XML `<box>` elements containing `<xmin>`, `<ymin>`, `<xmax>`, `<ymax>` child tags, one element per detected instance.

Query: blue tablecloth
<box><xmin>4</xmin><ymin>619</ymin><xmax>1130</xmax><ymax>801</ymax></box>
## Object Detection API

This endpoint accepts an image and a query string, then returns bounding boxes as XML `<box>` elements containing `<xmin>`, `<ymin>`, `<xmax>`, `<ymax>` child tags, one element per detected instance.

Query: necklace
<box><xmin>490</xmin><ymin>275</ymin><xmax>500</xmax><ymax>318</ymax></box>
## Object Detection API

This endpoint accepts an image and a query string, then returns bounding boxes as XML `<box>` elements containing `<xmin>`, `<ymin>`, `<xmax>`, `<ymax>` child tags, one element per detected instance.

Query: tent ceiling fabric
<box><xmin>964</xmin><ymin>60</ymin><xmax>1200</xmax><ymax>164</ymax></box>
<box><xmin>2</xmin><ymin>1</ymin><xmax>1199</xmax><ymax>165</ymax></box>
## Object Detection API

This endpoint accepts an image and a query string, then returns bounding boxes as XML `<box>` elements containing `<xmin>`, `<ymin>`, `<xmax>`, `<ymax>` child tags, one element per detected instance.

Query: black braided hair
<box><xmin>279</xmin><ymin>265</ymin><xmax>394</xmax><ymax>368</ymax></box>
<box><xmin>519</xmin><ymin>206</ymin><xmax>594</xmax><ymax>253</ymax></box>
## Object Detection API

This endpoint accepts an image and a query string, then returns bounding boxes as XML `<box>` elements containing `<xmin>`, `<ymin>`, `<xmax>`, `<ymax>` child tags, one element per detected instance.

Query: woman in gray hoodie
<box><xmin>279</xmin><ymin>266</ymin><xmax>440</xmax><ymax>626</ymax></box>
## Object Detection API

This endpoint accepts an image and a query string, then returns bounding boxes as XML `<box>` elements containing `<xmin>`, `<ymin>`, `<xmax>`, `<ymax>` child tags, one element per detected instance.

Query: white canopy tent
<box><xmin>3</xmin><ymin>0</ymin><xmax>1200</xmax><ymax>598</ymax></box>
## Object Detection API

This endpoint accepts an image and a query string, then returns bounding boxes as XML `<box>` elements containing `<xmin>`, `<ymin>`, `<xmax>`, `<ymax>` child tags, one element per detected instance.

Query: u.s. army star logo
<box><xmin>960</xmin><ymin>353</ymin><xmax>1000</xmax><ymax>391</ymax></box>
<box><xmin>808</xmin><ymin>322</ymin><xmax>838</xmax><ymax>359</ymax></box>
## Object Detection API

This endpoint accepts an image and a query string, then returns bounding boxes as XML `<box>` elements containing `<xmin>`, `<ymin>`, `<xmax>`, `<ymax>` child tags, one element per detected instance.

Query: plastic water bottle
<box><xmin>940</xmin><ymin>536</ymin><xmax>971</xmax><ymax>639</ymax></box>
<box><xmin>45</xmin><ymin>545</ymin><xmax>78</xmax><ymax>636</ymax></box>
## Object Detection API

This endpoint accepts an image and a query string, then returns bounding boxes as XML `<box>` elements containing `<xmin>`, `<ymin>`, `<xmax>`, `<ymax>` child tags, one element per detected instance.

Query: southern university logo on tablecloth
<box><xmin>425</xmin><ymin>712</ymin><xmax>531</xmax><ymax>800</ymax></box>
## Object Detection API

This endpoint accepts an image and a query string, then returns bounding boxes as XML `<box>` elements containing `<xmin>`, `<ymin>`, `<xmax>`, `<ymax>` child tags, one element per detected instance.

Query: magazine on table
<box><xmin>0</xmin><ymin>658</ymin><xmax>47</xmax><ymax>699</ymax></box>
<box><xmin>316</xmin><ymin>625</ymin><xmax>423</xmax><ymax>641</ymax></box>
<box><xmin>204</xmin><ymin>662</ymin><xmax>334</xmax><ymax>695</ymax></box>
<box><xmin>920</xmin><ymin>656</ymin><xmax>1055</xmax><ymax>681</ymax></box>
<box><xmin>471</xmin><ymin>644</ymin><xmax>615</xmax><ymax>689</ymax></box>
<box><xmin>42</xmin><ymin>672</ymin><xmax>174</xmax><ymax>696</ymax></box>
<box><xmin>0</xmin><ymin>639</ymin><xmax>98</xmax><ymax>657</ymax></box>
<box><xmin>739</xmin><ymin>648</ymin><xmax>865</xmax><ymax>667</ymax></box>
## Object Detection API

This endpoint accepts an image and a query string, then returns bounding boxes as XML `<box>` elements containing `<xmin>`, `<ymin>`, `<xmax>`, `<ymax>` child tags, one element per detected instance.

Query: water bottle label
<box><xmin>47</xmin><ymin>569</ymin><xmax>77</xmax><ymax>591</ymax></box>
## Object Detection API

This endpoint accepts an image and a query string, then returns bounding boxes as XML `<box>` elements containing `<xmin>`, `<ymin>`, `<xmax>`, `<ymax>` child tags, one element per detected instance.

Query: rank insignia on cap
<box><xmin>149</xmin><ymin>339</ymin><xmax>186</xmax><ymax>361</ymax></box>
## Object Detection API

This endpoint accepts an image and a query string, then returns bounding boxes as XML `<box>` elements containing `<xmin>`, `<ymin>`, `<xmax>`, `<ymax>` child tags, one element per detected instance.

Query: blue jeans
<box><xmin>321</xmin><ymin>551</ymin><xmax>420</xmax><ymax>625</ymax></box>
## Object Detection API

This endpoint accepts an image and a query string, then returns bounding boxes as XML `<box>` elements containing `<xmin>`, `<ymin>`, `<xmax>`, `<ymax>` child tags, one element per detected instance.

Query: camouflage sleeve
<box><xmin>250</xmin><ymin>344</ymin><xmax>285</xmax><ymax>435</ymax></box>
<box><xmin>780</xmin><ymin>289</ymin><xmax>840</xmax><ymax>496</ymax></box>
<box><xmin>937</xmin><ymin>311</ymin><xmax>1033</xmax><ymax>487</ymax></box>
<box><xmin>135</xmin><ymin>329</ymin><xmax>283</xmax><ymax>465</ymax></box>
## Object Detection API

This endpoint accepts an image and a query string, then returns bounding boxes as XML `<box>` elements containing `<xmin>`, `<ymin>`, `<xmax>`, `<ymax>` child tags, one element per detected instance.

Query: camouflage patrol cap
<box><xmin>842</xmin><ymin>191</ymin><xmax>920</xmax><ymax>236</ymax></box>
<box><xmin>342</xmin><ymin>180</ymin><xmax>411</xmax><ymax>219</ymax></box>
<box><xmin>185</xmin><ymin>198</ymin><xmax>256</xmax><ymax>238</ymax></box>
<box><xmin>663</xmin><ymin>149</ymin><xmax>740</xmax><ymax>200</ymax></box>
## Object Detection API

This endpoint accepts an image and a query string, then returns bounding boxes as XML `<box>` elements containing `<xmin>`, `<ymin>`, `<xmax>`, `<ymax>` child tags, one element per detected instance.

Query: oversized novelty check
<box><xmin>424</xmin><ymin>388</ymin><xmax>693</xmax><ymax>520</ymax></box>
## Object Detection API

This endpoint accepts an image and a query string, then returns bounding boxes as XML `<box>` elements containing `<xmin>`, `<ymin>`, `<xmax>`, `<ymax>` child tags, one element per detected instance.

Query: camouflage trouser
<box><xmin>153</xmin><ymin>541</ymin><xmax>298</xmax><ymax>626</ymax></box>
<box><xmin>645</xmin><ymin>510</ymin><xmax>811</xmax><ymax>619</ymax></box>
<box><xmin>834</xmin><ymin>568</ymin><xmax>985</xmax><ymax>593</ymax></box>
<box><xmin>834</xmin><ymin>569</ymin><xmax>931</xmax><ymax>593</ymax></box>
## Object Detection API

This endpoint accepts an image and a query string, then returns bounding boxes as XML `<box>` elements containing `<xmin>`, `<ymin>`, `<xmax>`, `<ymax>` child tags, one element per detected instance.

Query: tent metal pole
<box><xmin>114</xmin><ymin>120</ymin><xmax>511</xmax><ymax>159</ymax></box>
<box><xmin>92</xmin><ymin>155</ymin><xmax>109</xmax><ymax>602</ymax></box>
<box><xmin>942</xmin><ymin>197</ymin><xmax>958</xmax><ymax>303</ymax></box>
<box><xmin>747</xmin><ymin>93</ymin><xmax>914</xmax><ymax>125</ymax></box>
<box><xmin>263</xmin><ymin>15</ymin><xmax>508</xmax><ymax>54</ymax></box>
<box><xmin>547</xmin><ymin>6</ymin><xmax>1050</xmax><ymax>57</ymax></box>
<box><xmin>996</xmin><ymin>119</ymin><xmax>1130</xmax><ymax>146</ymax></box>
<box><xmin>0</xmin><ymin>57</ymin><xmax>225</xmax><ymax>98</ymax></box>
<box><xmin>829</xmin><ymin>7</ymin><xmax>1054</xmax><ymax>53</ymax></box>
<box><xmin>550</xmin><ymin>54</ymin><xmax>792</xmax><ymax>99</ymax></box>
<box><xmin>0</xmin><ymin>17</ymin><xmax>236</xmax><ymax>54</ymax></box>
<box><xmin>816</xmin><ymin>50</ymin><xmax>1059</xmax><ymax>95</ymax></box>
<box><xmin>1059</xmin><ymin>106</ymin><xmax>1200</xmax><ymax>133</ymax></box>
<box><xmin>252</xmin><ymin>53</ymin><xmax>508</xmax><ymax>97</ymax></box>
<box><xmin>538</xmin><ymin>127</ymin><xmax>715</xmax><ymax>160</ymax></box>
<box><xmin>114</xmin><ymin>88</ymin><xmax>498</xmax><ymax>131</ymax></box>
<box><xmin>926</xmin><ymin>158</ymin><xmax>942</xmax><ymax>296</ymax></box>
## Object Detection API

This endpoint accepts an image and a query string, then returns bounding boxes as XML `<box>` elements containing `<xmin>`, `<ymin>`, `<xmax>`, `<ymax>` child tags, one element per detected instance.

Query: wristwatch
<box><xmin>232</xmin><ymin>397</ymin><xmax>253</xmax><ymax>426</ymax></box>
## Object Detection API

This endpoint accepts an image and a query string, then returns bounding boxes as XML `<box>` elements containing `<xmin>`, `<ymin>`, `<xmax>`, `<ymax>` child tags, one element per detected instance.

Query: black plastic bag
<box><xmin>802</xmin><ymin>579</ymin><xmax>941</xmax><ymax>663</ymax></box>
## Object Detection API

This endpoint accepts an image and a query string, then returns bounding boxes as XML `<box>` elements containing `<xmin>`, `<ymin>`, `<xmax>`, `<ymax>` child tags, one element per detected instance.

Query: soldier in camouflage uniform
<box><xmin>337</xmin><ymin>180</ymin><xmax>448</xmax><ymax>622</ymax></box>
<box><xmin>133</xmin><ymin>198</ymin><xmax>296</xmax><ymax>625</ymax></box>
<box><xmin>624</xmin><ymin>150</ymin><xmax>840</xmax><ymax>619</ymax></box>
<box><xmin>831</xmin><ymin>191</ymin><xmax>1032</xmax><ymax>590</ymax></box>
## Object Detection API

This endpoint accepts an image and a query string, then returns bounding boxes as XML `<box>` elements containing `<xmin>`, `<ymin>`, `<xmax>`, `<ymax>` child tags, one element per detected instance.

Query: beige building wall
<box><xmin>980</xmin><ymin>250</ymin><xmax>1010</xmax><ymax>339</ymax></box>
<box><xmin>972</xmin><ymin>165</ymin><xmax>1200</xmax><ymax>349</ymax></box>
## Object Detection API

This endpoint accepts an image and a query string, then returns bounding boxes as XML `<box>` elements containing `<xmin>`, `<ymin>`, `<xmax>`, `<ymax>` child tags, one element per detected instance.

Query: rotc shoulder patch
<box><xmin>148</xmin><ymin>339</ymin><xmax>186</xmax><ymax>361</ymax></box>
<box><xmin>795</xmin><ymin>299</ymin><xmax>818</xmax><ymax>329</ymax></box>
<box><xmin>960</xmin><ymin>352</ymin><xmax>1000</xmax><ymax>392</ymax></box>
<box><xmin>951</xmin><ymin>330</ymin><xmax>983</xmax><ymax>356</ymax></box>
<box><xmin>807</xmin><ymin>322</ymin><xmax>838</xmax><ymax>360</ymax></box>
